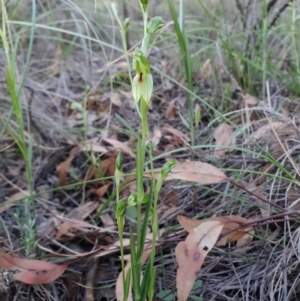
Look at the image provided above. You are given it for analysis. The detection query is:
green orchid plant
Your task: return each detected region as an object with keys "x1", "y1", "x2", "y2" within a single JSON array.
[{"x1": 111, "y1": 2, "x2": 176, "y2": 301}]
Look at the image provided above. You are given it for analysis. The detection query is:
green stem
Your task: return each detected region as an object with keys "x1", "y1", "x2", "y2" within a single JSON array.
[
  {"x1": 120, "y1": 29, "x2": 132, "y2": 85},
  {"x1": 118, "y1": 220, "x2": 126, "y2": 298},
  {"x1": 113, "y1": 6, "x2": 132, "y2": 85},
  {"x1": 136, "y1": 98, "x2": 148, "y2": 249},
  {"x1": 142, "y1": 7, "x2": 148, "y2": 38},
  {"x1": 115, "y1": 178, "x2": 126, "y2": 297},
  {"x1": 148, "y1": 187, "x2": 159, "y2": 301}
]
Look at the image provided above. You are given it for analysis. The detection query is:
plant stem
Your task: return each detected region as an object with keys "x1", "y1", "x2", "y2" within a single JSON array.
[{"x1": 136, "y1": 98, "x2": 148, "y2": 250}]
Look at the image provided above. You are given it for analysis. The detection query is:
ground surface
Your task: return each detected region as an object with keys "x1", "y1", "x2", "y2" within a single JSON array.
[{"x1": 1, "y1": 0, "x2": 300, "y2": 300}]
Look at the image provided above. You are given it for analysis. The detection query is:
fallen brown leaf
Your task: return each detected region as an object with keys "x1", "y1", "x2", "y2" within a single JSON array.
[
  {"x1": 158, "y1": 205, "x2": 183, "y2": 223},
  {"x1": 177, "y1": 215, "x2": 253, "y2": 246},
  {"x1": 244, "y1": 94, "x2": 258, "y2": 106},
  {"x1": 80, "y1": 139, "x2": 108, "y2": 154},
  {"x1": 235, "y1": 231, "x2": 254, "y2": 252},
  {"x1": 165, "y1": 102, "x2": 176, "y2": 120},
  {"x1": 0, "y1": 190, "x2": 30, "y2": 213},
  {"x1": 196, "y1": 58, "x2": 213, "y2": 82},
  {"x1": 84, "y1": 258, "x2": 98, "y2": 301},
  {"x1": 101, "y1": 155, "x2": 117, "y2": 176},
  {"x1": 146, "y1": 161, "x2": 227, "y2": 185},
  {"x1": 108, "y1": 92, "x2": 122, "y2": 107},
  {"x1": 100, "y1": 213, "x2": 116, "y2": 231},
  {"x1": 213, "y1": 123, "x2": 236, "y2": 157},
  {"x1": 245, "y1": 122, "x2": 285, "y2": 143},
  {"x1": 163, "y1": 124, "x2": 190, "y2": 143},
  {"x1": 287, "y1": 186, "x2": 300, "y2": 209},
  {"x1": 54, "y1": 220, "x2": 96, "y2": 240},
  {"x1": 242, "y1": 181, "x2": 270, "y2": 217},
  {"x1": 150, "y1": 126, "x2": 162, "y2": 148},
  {"x1": 254, "y1": 163, "x2": 273, "y2": 185},
  {"x1": 56, "y1": 147, "x2": 80, "y2": 185},
  {"x1": 94, "y1": 184, "x2": 111, "y2": 197},
  {"x1": 164, "y1": 190, "x2": 180, "y2": 206},
  {"x1": 68, "y1": 201, "x2": 99, "y2": 220},
  {"x1": 0, "y1": 251, "x2": 68, "y2": 285},
  {"x1": 102, "y1": 138, "x2": 135, "y2": 158},
  {"x1": 175, "y1": 221, "x2": 224, "y2": 301}
]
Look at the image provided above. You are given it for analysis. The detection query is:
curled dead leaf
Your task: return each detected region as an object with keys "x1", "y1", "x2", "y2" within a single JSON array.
[{"x1": 0, "y1": 251, "x2": 68, "y2": 285}]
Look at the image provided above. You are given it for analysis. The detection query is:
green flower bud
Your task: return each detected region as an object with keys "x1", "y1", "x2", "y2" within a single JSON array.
[
  {"x1": 128, "y1": 193, "x2": 138, "y2": 207},
  {"x1": 147, "y1": 16, "x2": 165, "y2": 35},
  {"x1": 116, "y1": 152, "x2": 123, "y2": 171},
  {"x1": 123, "y1": 18, "x2": 130, "y2": 32},
  {"x1": 132, "y1": 48, "x2": 150, "y2": 74},
  {"x1": 111, "y1": 3, "x2": 118, "y2": 18},
  {"x1": 140, "y1": 0, "x2": 148, "y2": 12},
  {"x1": 161, "y1": 159, "x2": 176, "y2": 178},
  {"x1": 141, "y1": 194, "x2": 149, "y2": 204},
  {"x1": 155, "y1": 159, "x2": 176, "y2": 194},
  {"x1": 115, "y1": 168, "x2": 121, "y2": 186},
  {"x1": 116, "y1": 199, "x2": 127, "y2": 218},
  {"x1": 140, "y1": 0, "x2": 148, "y2": 5},
  {"x1": 132, "y1": 72, "x2": 153, "y2": 105},
  {"x1": 85, "y1": 85, "x2": 91, "y2": 95},
  {"x1": 70, "y1": 101, "x2": 83, "y2": 111}
]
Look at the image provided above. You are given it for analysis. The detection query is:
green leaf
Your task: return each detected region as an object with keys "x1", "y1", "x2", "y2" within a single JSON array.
[
  {"x1": 192, "y1": 280, "x2": 202, "y2": 290},
  {"x1": 124, "y1": 268, "x2": 132, "y2": 301},
  {"x1": 189, "y1": 295, "x2": 203, "y2": 301},
  {"x1": 156, "y1": 290, "x2": 176, "y2": 301},
  {"x1": 130, "y1": 231, "x2": 141, "y2": 300},
  {"x1": 168, "y1": 0, "x2": 194, "y2": 143},
  {"x1": 147, "y1": 267, "x2": 156, "y2": 300}
]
